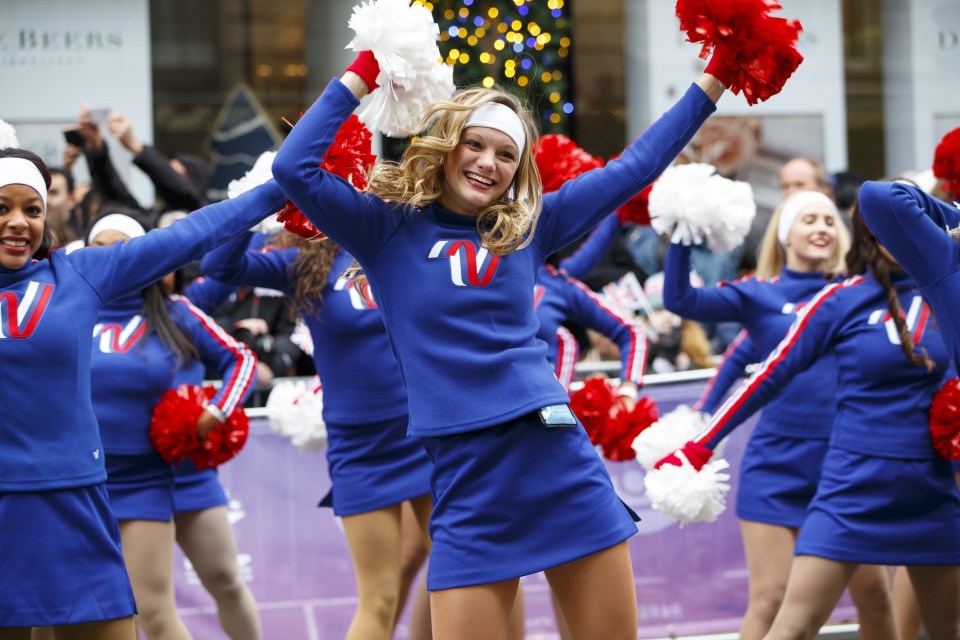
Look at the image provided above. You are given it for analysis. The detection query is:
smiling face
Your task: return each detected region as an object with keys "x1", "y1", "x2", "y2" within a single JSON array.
[
  {"x1": 0, "y1": 184, "x2": 46, "y2": 270},
  {"x1": 784, "y1": 202, "x2": 839, "y2": 272},
  {"x1": 437, "y1": 126, "x2": 519, "y2": 217}
]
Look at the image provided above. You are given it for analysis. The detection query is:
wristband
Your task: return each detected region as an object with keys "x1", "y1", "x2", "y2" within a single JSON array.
[{"x1": 345, "y1": 50, "x2": 381, "y2": 92}]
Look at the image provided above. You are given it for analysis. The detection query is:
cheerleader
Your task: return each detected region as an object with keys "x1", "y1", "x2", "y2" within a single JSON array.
[
  {"x1": 662, "y1": 190, "x2": 895, "y2": 638},
  {"x1": 269, "y1": 26, "x2": 738, "y2": 632},
  {"x1": 201, "y1": 229, "x2": 432, "y2": 640},
  {"x1": 658, "y1": 196, "x2": 960, "y2": 639},
  {"x1": 0, "y1": 147, "x2": 283, "y2": 639}
]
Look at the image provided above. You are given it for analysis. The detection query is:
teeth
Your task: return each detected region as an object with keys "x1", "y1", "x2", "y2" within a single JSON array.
[
  {"x1": 1, "y1": 240, "x2": 26, "y2": 247},
  {"x1": 466, "y1": 172, "x2": 493, "y2": 186}
]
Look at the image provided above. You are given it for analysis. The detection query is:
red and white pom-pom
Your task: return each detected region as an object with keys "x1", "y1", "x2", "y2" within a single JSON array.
[
  {"x1": 676, "y1": 0, "x2": 804, "y2": 105},
  {"x1": 632, "y1": 404, "x2": 709, "y2": 471},
  {"x1": 0, "y1": 119, "x2": 20, "y2": 149},
  {"x1": 150, "y1": 385, "x2": 250, "y2": 470},
  {"x1": 346, "y1": 0, "x2": 455, "y2": 137},
  {"x1": 930, "y1": 377, "x2": 960, "y2": 461},
  {"x1": 644, "y1": 455, "x2": 731, "y2": 525},
  {"x1": 569, "y1": 377, "x2": 616, "y2": 444},
  {"x1": 277, "y1": 115, "x2": 376, "y2": 241},
  {"x1": 933, "y1": 127, "x2": 960, "y2": 200},
  {"x1": 649, "y1": 162, "x2": 756, "y2": 253},
  {"x1": 265, "y1": 377, "x2": 327, "y2": 452},
  {"x1": 602, "y1": 396, "x2": 659, "y2": 461},
  {"x1": 533, "y1": 134, "x2": 605, "y2": 193}
]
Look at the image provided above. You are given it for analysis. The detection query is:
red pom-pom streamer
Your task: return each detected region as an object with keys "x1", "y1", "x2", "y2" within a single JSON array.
[
  {"x1": 533, "y1": 134, "x2": 605, "y2": 193},
  {"x1": 933, "y1": 127, "x2": 960, "y2": 200},
  {"x1": 930, "y1": 378, "x2": 960, "y2": 461},
  {"x1": 149, "y1": 385, "x2": 250, "y2": 470},
  {"x1": 278, "y1": 114, "x2": 377, "y2": 241},
  {"x1": 569, "y1": 379, "x2": 659, "y2": 461},
  {"x1": 676, "y1": 0, "x2": 804, "y2": 105},
  {"x1": 617, "y1": 183, "x2": 653, "y2": 226},
  {"x1": 568, "y1": 377, "x2": 616, "y2": 443}
]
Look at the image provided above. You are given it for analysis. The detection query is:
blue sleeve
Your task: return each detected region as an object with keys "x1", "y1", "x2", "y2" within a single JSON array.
[
  {"x1": 694, "y1": 331, "x2": 755, "y2": 414},
  {"x1": 272, "y1": 79, "x2": 400, "y2": 262},
  {"x1": 535, "y1": 84, "x2": 716, "y2": 255},
  {"x1": 663, "y1": 242, "x2": 746, "y2": 322},
  {"x1": 859, "y1": 181, "x2": 960, "y2": 288},
  {"x1": 173, "y1": 298, "x2": 257, "y2": 416},
  {"x1": 693, "y1": 282, "x2": 846, "y2": 449},
  {"x1": 201, "y1": 231, "x2": 293, "y2": 293},
  {"x1": 558, "y1": 214, "x2": 621, "y2": 279},
  {"x1": 562, "y1": 275, "x2": 647, "y2": 384},
  {"x1": 66, "y1": 181, "x2": 286, "y2": 303},
  {"x1": 183, "y1": 277, "x2": 236, "y2": 315}
]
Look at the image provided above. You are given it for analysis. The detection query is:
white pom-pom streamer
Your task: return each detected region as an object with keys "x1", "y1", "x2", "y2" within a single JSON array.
[
  {"x1": 0, "y1": 119, "x2": 20, "y2": 149},
  {"x1": 632, "y1": 404, "x2": 708, "y2": 471},
  {"x1": 227, "y1": 151, "x2": 283, "y2": 234},
  {"x1": 644, "y1": 457, "x2": 731, "y2": 526},
  {"x1": 265, "y1": 377, "x2": 327, "y2": 452},
  {"x1": 649, "y1": 163, "x2": 756, "y2": 254},
  {"x1": 346, "y1": 0, "x2": 455, "y2": 137}
]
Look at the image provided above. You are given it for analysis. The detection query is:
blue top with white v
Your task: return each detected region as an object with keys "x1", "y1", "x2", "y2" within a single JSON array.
[
  {"x1": 694, "y1": 270, "x2": 949, "y2": 459},
  {"x1": 859, "y1": 181, "x2": 960, "y2": 368},
  {"x1": 0, "y1": 181, "x2": 285, "y2": 491},
  {"x1": 91, "y1": 292, "x2": 256, "y2": 455},
  {"x1": 272, "y1": 78, "x2": 714, "y2": 437}
]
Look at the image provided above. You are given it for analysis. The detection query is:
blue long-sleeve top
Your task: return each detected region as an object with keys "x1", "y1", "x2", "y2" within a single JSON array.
[
  {"x1": 0, "y1": 181, "x2": 286, "y2": 491},
  {"x1": 183, "y1": 275, "x2": 236, "y2": 316},
  {"x1": 664, "y1": 242, "x2": 838, "y2": 439},
  {"x1": 535, "y1": 264, "x2": 646, "y2": 390},
  {"x1": 694, "y1": 270, "x2": 949, "y2": 458},
  {"x1": 859, "y1": 181, "x2": 960, "y2": 368},
  {"x1": 201, "y1": 232, "x2": 408, "y2": 424},
  {"x1": 272, "y1": 77, "x2": 714, "y2": 437},
  {"x1": 694, "y1": 330, "x2": 755, "y2": 414},
  {"x1": 91, "y1": 292, "x2": 257, "y2": 455}
]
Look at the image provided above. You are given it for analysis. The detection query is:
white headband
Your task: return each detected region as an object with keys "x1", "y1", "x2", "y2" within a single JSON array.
[
  {"x1": 777, "y1": 191, "x2": 837, "y2": 247},
  {"x1": 88, "y1": 213, "x2": 147, "y2": 244},
  {"x1": 0, "y1": 157, "x2": 47, "y2": 210},
  {"x1": 464, "y1": 102, "x2": 526, "y2": 154}
]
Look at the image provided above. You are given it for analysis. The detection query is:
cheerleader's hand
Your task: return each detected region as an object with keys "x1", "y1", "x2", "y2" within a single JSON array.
[
  {"x1": 654, "y1": 439, "x2": 713, "y2": 471},
  {"x1": 345, "y1": 50, "x2": 381, "y2": 93},
  {"x1": 196, "y1": 407, "x2": 223, "y2": 440}
]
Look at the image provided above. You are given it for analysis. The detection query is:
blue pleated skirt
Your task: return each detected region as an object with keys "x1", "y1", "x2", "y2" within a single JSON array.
[
  {"x1": 105, "y1": 453, "x2": 175, "y2": 521},
  {"x1": 796, "y1": 447, "x2": 960, "y2": 564},
  {"x1": 736, "y1": 430, "x2": 829, "y2": 528},
  {"x1": 173, "y1": 460, "x2": 228, "y2": 513},
  {"x1": 321, "y1": 414, "x2": 432, "y2": 517},
  {"x1": 422, "y1": 411, "x2": 638, "y2": 590},
  {"x1": 0, "y1": 484, "x2": 137, "y2": 626}
]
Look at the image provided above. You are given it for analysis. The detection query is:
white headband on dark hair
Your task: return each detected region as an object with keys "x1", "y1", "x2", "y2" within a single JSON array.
[
  {"x1": 88, "y1": 213, "x2": 147, "y2": 244},
  {"x1": 464, "y1": 102, "x2": 526, "y2": 154},
  {"x1": 777, "y1": 191, "x2": 837, "y2": 247},
  {"x1": 0, "y1": 157, "x2": 47, "y2": 210}
]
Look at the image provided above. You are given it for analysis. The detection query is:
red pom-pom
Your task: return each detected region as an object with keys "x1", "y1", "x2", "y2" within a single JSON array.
[
  {"x1": 533, "y1": 134, "x2": 605, "y2": 193},
  {"x1": 933, "y1": 128, "x2": 960, "y2": 200},
  {"x1": 149, "y1": 385, "x2": 250, "y2": 470},
  {"x1": 930, "y1": 377, "x2": 960, "y2": 461},
  {"x1": 278, "y1": 114, "x2": 376, "y2": 241},
  {"x1": 676, "y1": 0, "x2": 804, "y2": 105},
  {"x1": 601, "y1": 396, "x2": 660, "y2": 461},
  {"x1": 569, "y1": 377, "x2": 616, "y2": 443}
]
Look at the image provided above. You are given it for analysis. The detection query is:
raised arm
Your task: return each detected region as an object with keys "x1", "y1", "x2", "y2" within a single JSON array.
[{"x1": 663, "y1": 241, "x2": 745, "y2": 322}]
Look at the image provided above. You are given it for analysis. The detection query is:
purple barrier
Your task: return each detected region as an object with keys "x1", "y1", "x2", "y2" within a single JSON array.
[{"x1": 173, "y1": 379, "x2": 855, "y2": 638}]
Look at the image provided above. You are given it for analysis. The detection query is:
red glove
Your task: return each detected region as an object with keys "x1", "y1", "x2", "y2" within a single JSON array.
[
  {"x1": 345, "y1": 50, "x2": 380, "y2": 92},
  {"x1": 704, "y1": 42, "x2": 736, "y2": 89},
  {"x1": 654, "y1": 440, "x2": 713, "y2": 471}
]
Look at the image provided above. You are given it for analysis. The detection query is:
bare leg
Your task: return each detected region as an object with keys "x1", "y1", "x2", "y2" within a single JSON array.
[
  {"x1": 738, "y1": 520, "x2": 798, "y2": 640},
  {"x1": 905, "y1": 565, "x2": 960, "y2": 640},
  {"x1": 50, "y1": 619, "x2": 138, "y2": 640},
  {"x1": 892, "y1": 566, "x2": 923, "y2": 639},
  {"x1": 119, "y1": 519, "x2": 192, "y2": 640},
  {"x1": 395, "y1": 500, "x2": 430, "y2": 626},
  {"x1": 545, "y1": 541, "x2": 637, "y2": 640},
  {"x1": 0, "y1": 629, "x2": 32, "y2": 640},
  {"x1": 506, "y1": 588, "x2": 525, "y2": 640},
  {"x1": 407, "y1": 574, "x2": 434, "y2": 640},
  {"x1": 763, "y1": 555, "x2": 856, "y2": 640},
  {"x1": 29, "y1": 629, "x2": 53, "y2": 640},
  {"x1": 550, "y1": 591, "x2": 573, "y2": 640},
  {"x1": 174, "y1": 507, "x2": 261, "y2": 640},
  {"x1": 845, "y1": 563, "x2": 896, "y2": 639},
  {"x1": 431, "y1": 579, "x2": 519, "y2": 640}
]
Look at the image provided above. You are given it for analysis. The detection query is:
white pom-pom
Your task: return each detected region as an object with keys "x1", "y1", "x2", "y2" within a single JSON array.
[
  {"x1": 632, "y1": 404, "x2": 708, "y2": 471},
  {"x1": 228, "y1": 151, "x2": 276, "y2": 199},
  {"x1": 265, "y1": 377, "x2": 327, "y2": 452},
  {"x1": 644, "y1": 457, "x2": 731, "y2": 526},
  {"x1": 346, "y1": 0, "x2": 456, "y2": 137},
  {"x1": 0, "y1": 119, "x2": 20, "y2": 149},
  {"x1": 649, "y1": 163, "x2": 756, "y2": 254}
]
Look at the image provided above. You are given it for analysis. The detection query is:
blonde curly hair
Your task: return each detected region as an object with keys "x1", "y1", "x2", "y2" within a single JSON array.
[{"x1": 365, "y1": 85, "x2": 543, "y2": 256}]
